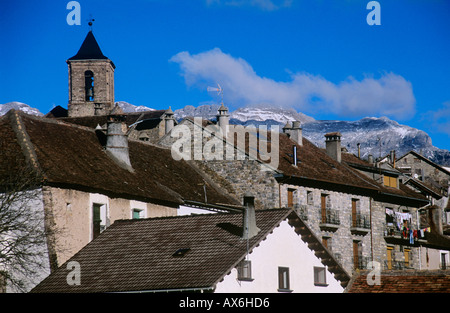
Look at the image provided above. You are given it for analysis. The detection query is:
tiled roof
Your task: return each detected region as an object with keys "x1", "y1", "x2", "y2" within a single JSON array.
[
  {"x1": 345, "y1": 270, "x2": 450, "y2": 293},
  {"x1": 31, "y1": 208, "x2": 350, "y2": 293},
  {"x1": 0, "y1": 110, "x2": 239, "y2": 207},
  {"x1": 174, "y1": 118, "x2": 428, "y2": 205},
  {"x1": 56, "y1": 110, "x2": 166, "y2": 129}
]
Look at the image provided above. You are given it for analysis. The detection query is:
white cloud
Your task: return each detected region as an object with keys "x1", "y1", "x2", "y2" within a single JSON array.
[{"x1": 170, "y1": 48, "x2": 416, "y2": 120}]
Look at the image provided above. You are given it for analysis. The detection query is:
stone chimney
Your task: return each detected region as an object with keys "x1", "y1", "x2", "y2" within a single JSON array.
[
  {"x1": 105, "y1": 105, "x2": 134, "y2": 172},
  {"x1": 242, "y1": 193, "x2": 260, "y2": 240},
  {"x1": 282, "y1": 122, "x2": 292, "y2": 135},
  {"x1": 164, "y1": 107, "x2": 175, "y2": 134},
  {"x1": 390, "y1": 150, "x2": 396, "y2": 167},
  {"x1": 216, "y1": 104, "x2": 229, "y2": 137},
  {"x1": 325, "y1": 132, "x2": 342, "y2": 163},
  {"x1": 290, "y1": 121, "x2": 303, "y2": 146}
]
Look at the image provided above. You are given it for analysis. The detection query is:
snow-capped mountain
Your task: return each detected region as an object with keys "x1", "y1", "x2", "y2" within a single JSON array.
[
  {"x1": 115, "y1": 101, "x2": 155, "y2": 113},
  {"x1": 302, "y1": 117, "x2": 436, "y2": 159},
  {"x1": 175, "y1": 103, "x2": 450, "y2": 166},
  {"x1": 230, "y1": 105, "x2": 315, "y2": 124},
  {"x1": 0, "y1": 102, "x2": 43, "y2": 116},
  {"x1": 174, "y1": 104, "x2": 222, "y2": 120}
]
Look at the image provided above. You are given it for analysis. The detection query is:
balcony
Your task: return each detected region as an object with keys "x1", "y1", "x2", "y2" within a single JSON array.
[
  {"x1": 319, "y1": 208, "x2": 340, "y2": 232},
  {"x1": 383, "y1": 260, "x2": 413, "y2": 270},
  {"x1": 350, "y1": 213, "x2": 371, "y2": 236},
  {"x1": 354, "y1": 256, "x2": 372, "y2": 270},
  {"x1": 384, "y1": 226, "x2": 427, "y2": 246}
]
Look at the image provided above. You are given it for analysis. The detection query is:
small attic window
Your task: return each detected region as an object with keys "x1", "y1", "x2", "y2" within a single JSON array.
[{"x1": 173, "y1": 248, "x2": 190, "y2": 257}]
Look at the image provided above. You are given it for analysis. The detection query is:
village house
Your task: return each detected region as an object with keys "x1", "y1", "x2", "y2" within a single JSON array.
[
  {"x1": 158, "y1": 104, "x2": 450, "y2": 276},
  {"x1": 31, "y1": 204, "x2": 350, "y2": 293}
]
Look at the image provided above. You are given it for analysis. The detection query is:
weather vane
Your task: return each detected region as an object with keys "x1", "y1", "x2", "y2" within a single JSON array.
[
  {"x1": 207, "y1": 83, "x2": 224, "y2": 105},
  {"x1": 87, "y1": 15, "x2": 95, "y2": 31}
]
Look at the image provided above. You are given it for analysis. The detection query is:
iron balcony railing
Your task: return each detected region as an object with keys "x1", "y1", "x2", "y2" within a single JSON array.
[
  {"x1": 351, "y1": 213, "x2": 371, "y2": 229},
  {"x1": 319, "y1": 208, "x2": 340, "y2": 225}
]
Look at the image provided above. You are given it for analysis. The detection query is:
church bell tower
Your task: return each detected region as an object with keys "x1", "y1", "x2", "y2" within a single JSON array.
[{"x1": 66, "y1": 30, "x2": 115, "y2": 117}]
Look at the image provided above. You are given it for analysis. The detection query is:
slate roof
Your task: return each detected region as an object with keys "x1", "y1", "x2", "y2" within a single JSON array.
[
  {"x1": 67, "y1": 31, "x2": 109, "y2": 61},
  {"x1": 0, "y1": 110, "x2": 239, "y2": 207},
  {"x1": 31, "y1": 208, "x2": 350, "y2": 293},
  {"x1": 173, "y1": 118, "x2": 428, "y2": 206},
  {"x1": 345, "y1": 270, "x2": 450, "y2": 293}
]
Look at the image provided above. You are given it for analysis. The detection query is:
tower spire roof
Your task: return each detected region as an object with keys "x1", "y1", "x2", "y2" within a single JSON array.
[{"x1": 68, "y1": 31, "x2": 109, "y2": 61}]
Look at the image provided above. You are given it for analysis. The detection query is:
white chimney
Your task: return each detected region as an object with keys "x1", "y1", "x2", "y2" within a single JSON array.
[
  {"x1": 290, "y1": 121, "x2": 303, "y2": 146},
  {"x1": 216, "y1": 104, "x2": 229, "y2": 137},
  {"x1": 242, "y1": 193, "x2": 260, "y2": 240},
  {"x1": 105, "y1": 105, "x2": 134, "y2": 172}
]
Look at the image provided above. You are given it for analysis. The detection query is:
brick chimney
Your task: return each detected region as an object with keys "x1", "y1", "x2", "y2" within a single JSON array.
[
  {"x1": 242, "y1": 193, "x2": 260, "y2": 240},
  {"x1": 105, "y1": 105, "x2": 134, "y2": 172},
  {"x1": 325, "y1": 132, "x2": 342, "y2": 163}
]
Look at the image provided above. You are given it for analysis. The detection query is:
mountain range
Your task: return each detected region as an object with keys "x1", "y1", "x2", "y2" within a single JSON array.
[
  {"x1": 173, "y1": 104, "x2": 450, "y2": 166},
  {"x1": 2, "y1": 101, "x2": 450, "y2": 166}
]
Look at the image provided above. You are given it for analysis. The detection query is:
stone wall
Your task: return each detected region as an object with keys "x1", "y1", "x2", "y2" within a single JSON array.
[{"x1": 67, "y1": 59, "x2": 115, "y2": 117}]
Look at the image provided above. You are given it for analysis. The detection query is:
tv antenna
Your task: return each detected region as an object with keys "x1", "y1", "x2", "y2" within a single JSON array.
[{"x1": 207, "y1": 83, "x2": 224, "y2": 104}]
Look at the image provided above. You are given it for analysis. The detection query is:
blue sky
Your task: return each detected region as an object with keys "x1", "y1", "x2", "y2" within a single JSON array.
[{"x1": 1, "y1": 0, "x2": 449, "y2": 150}]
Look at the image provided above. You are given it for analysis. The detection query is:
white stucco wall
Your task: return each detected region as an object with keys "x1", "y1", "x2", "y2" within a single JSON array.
[
  {"x1": 214, "y1": 220, "x2": 344, "y2": 293},
  {"x1": 177, "y1": 205, "x2": 218, "y2": 216}
]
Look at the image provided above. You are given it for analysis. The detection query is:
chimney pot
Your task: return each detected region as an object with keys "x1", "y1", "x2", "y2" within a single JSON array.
[
  {"x1": 164, "y1": 107, "x2": 175, "y2": 134},
  {"x1": 242, "y1": 194, "x2": 260, "y2": 240},
  {"x1": 289, "y1": 121, "x2": 303, "y2": 146},
  {"x1": 217, "y1": 104, "x2": 229, "y2": 137}
]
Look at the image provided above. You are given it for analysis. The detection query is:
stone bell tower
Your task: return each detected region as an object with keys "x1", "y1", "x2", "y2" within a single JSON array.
[{"x1": 66, "y1": 30, "x2": 115, "y2": 117}]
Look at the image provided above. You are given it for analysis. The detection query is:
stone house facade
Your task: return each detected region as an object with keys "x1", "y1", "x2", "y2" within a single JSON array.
[{"x1": 158, "y1": 105, "x2": 446, "y2": 276}]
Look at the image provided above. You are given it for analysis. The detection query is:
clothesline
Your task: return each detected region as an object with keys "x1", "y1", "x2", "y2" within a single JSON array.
[{"x1": 385, "y1": 208, "x2": 430, "y2": 243}]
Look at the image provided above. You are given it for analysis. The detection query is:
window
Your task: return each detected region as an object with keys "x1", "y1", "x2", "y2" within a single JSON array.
[
  {"x1": 92, "y1": 203, "x2": 107, "y2": 239},
  {"x1": 351, "y1": 199, "x2": 360, "y2": 227},
  {"x1": 132, "y1": 208, "x2": 144, "y2": 219},
  {"x1": 85, "y1": 70, "x2": 94, "y2": 101},
  {"x1": 383, "y1": 175, "x2": 397, "y2": 188},
  {"x1": 321, "y1": 194, "x2": 330, "y2": 223},
  {"x1": 307, "y1": 191, "x2": 313, "y2": 205},
  {"x1": 237, "y1": 260, "x2": 253, "y2": 281},
  {"x1": 287, "y1": 189, "x2": 295, "y2": 208},
  {"x1": 353, "y1": 241, "x2": 363, "y2": 270},
  {"x1": 278, "y1": 267, "x2": 291, "y2": 292},
  {"x1": 404, "y1": 248, "x2": 411, "y2": 268},
  {"x1": 322, "y1": 237, "x2": 332, "y2": 251},
  {"x1": 441, "y1": 252, "x2": 448, "y2": 270},
  {"x1": 314, "y1": 267, "x2": 327, "y2": 286},
  {"x1": 386, "y1": 246, "x2": 394, "y2": 270}
]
